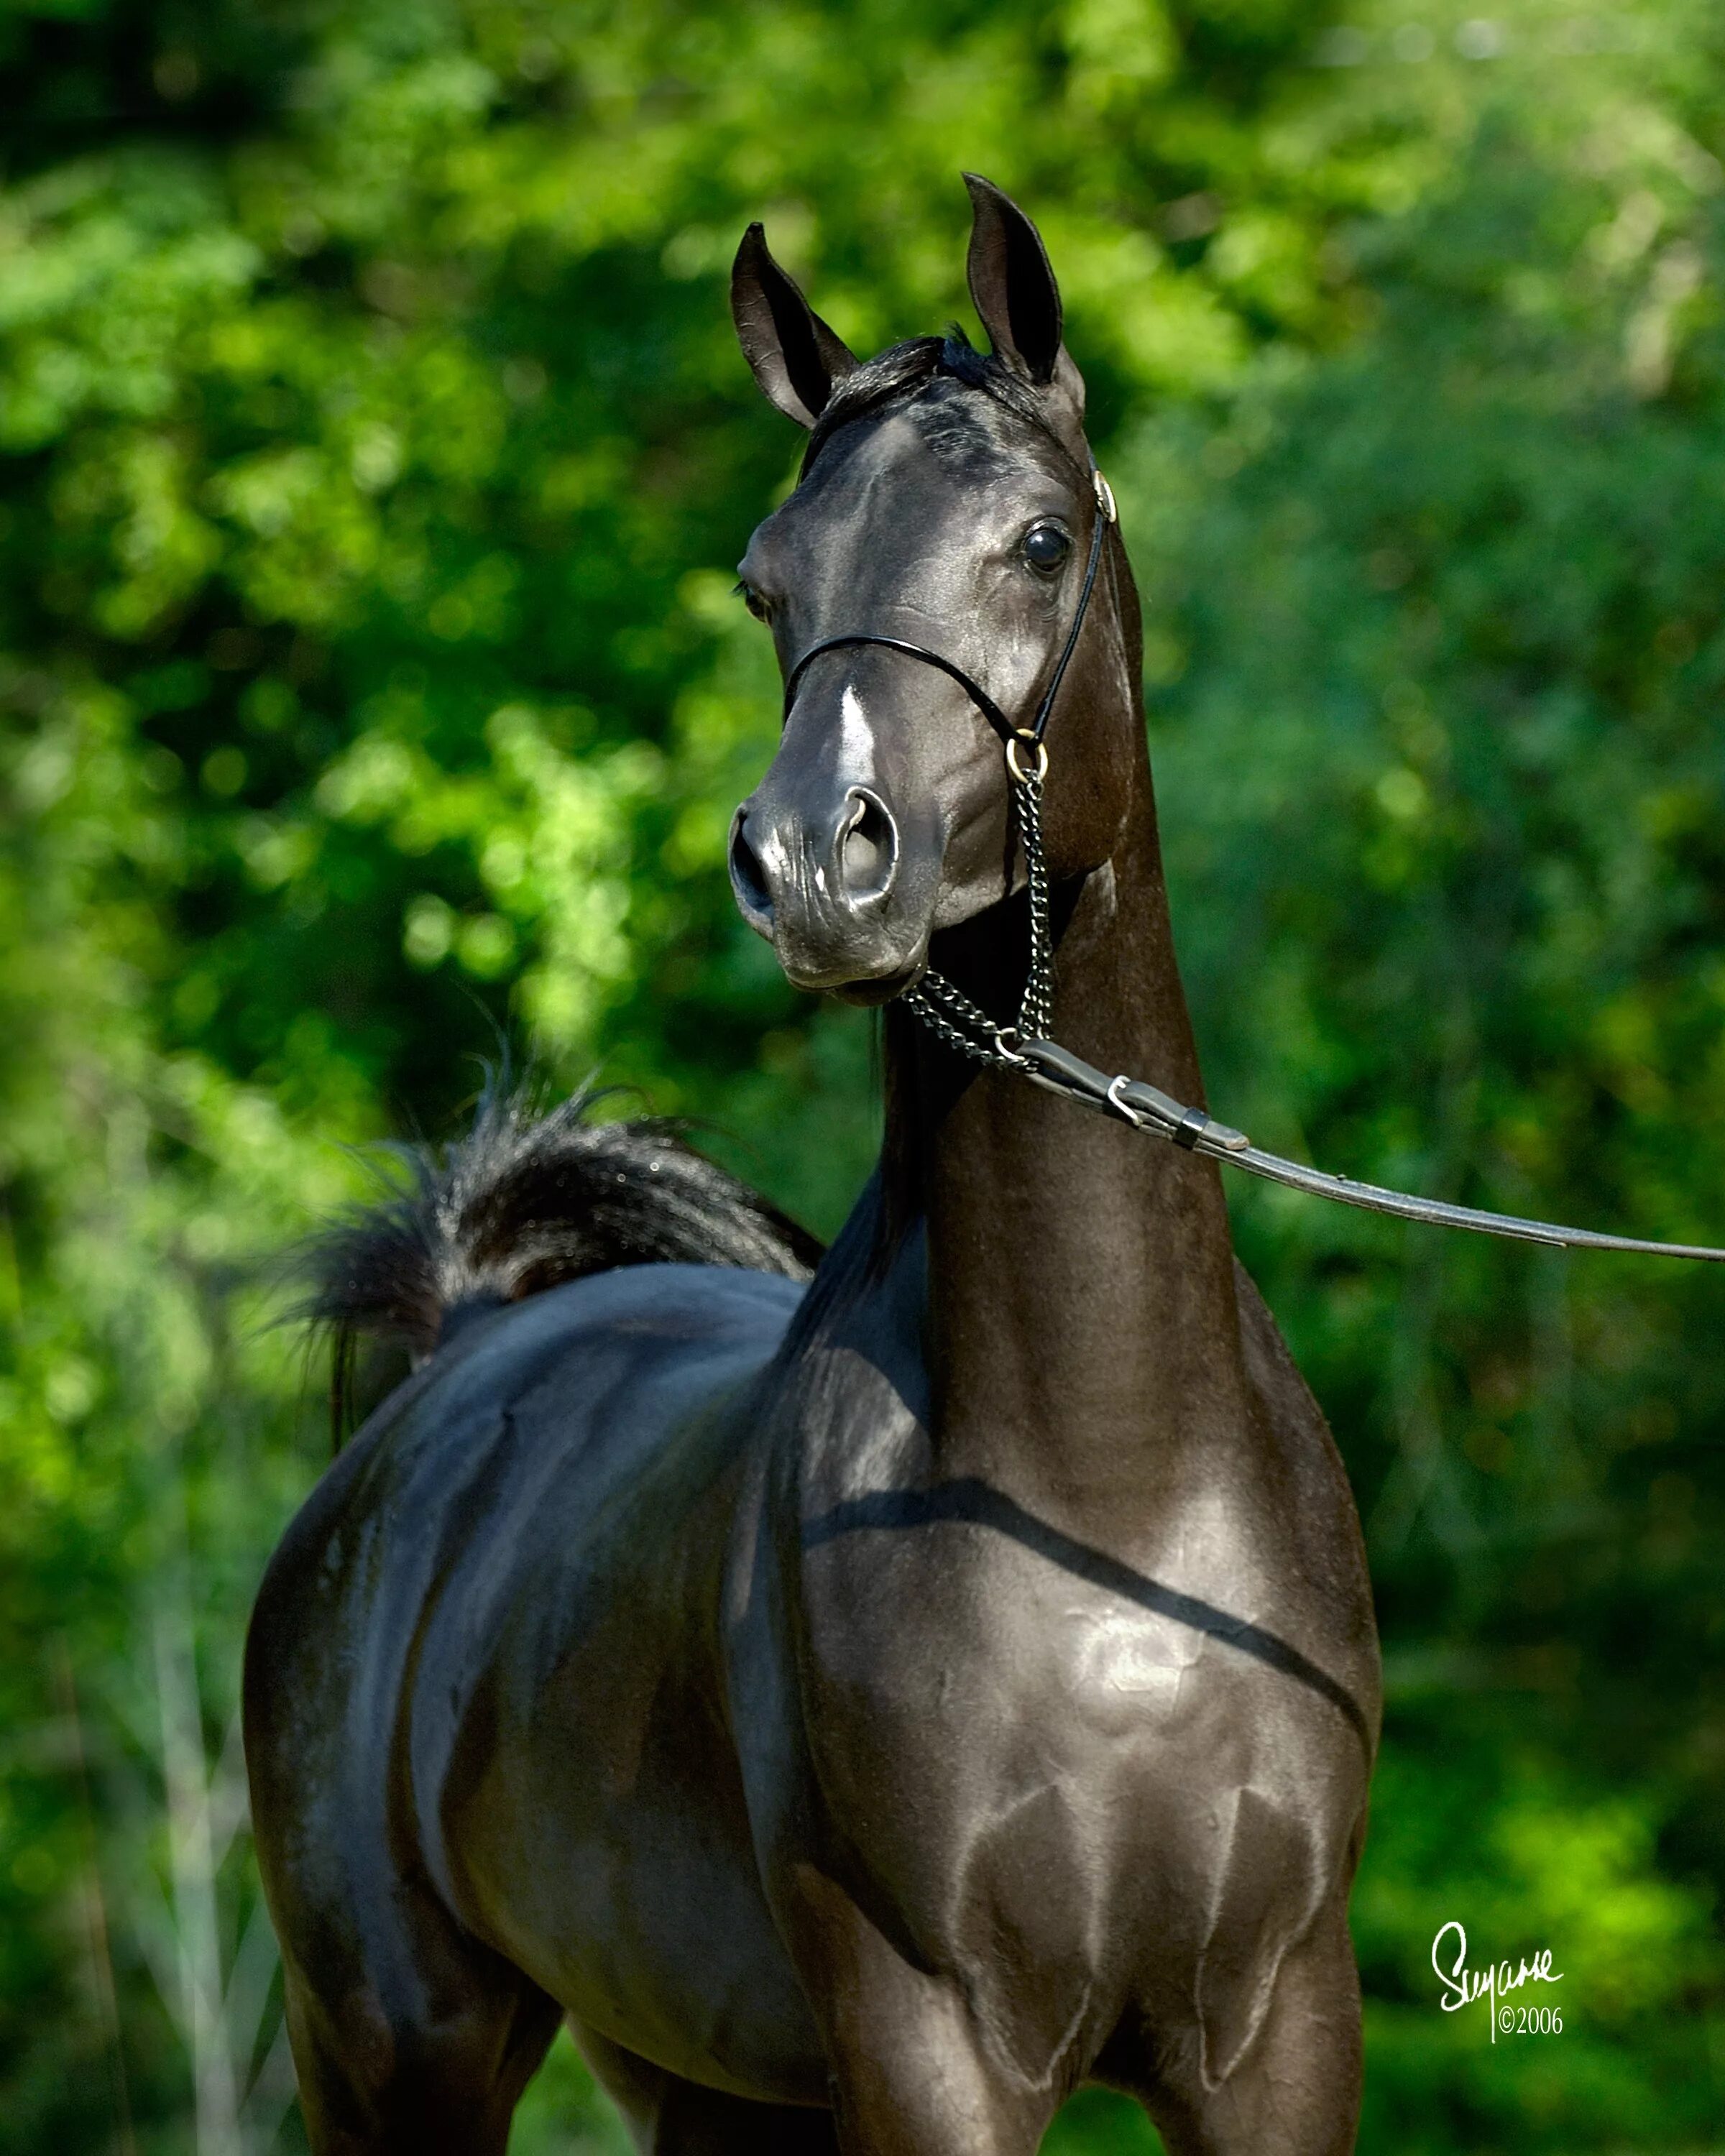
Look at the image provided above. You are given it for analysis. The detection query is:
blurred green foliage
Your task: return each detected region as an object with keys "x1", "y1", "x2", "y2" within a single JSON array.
[{"x1": 2, "y1": 0, "x2": 1723, "y2": 2149}]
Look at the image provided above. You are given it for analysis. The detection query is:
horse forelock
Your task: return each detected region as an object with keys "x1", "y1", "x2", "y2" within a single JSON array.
[{"x1": 799, "y1": 331, "x2": 1074, "y2": 484}]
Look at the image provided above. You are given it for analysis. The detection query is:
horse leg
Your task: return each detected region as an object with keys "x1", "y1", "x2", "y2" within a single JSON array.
[
  {"x1": 778, "y1": 1884, "x2": 1056, "y2": 2156},
  {"x1": 274, "y1": 1894, "x2": 561, "y2": 2155},
  {"x1": 1141, "y1": 1912, "x2": 1363, "y2": 2156},
  {"x1": 571, "y1": 2021, "x2": 840, "y2": 2156}
]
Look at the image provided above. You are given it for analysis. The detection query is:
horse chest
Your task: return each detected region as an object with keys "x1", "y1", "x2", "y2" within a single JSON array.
[{"x1": 788, "y1": 1515, "x2": 1292, "y2": 1943}]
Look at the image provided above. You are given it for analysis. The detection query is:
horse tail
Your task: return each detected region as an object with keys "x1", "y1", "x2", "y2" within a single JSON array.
[{"x1": 298, "y1": 1075, "x2": 822, "y2": 1442}]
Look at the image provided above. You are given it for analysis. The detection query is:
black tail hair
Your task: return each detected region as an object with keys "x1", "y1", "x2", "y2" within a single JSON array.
[{"x1": 299, "y1": 1077, "x2": 823, "y2": 1442}]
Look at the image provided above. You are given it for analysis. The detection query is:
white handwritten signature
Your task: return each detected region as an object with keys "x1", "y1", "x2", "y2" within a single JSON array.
[{"x1": 1431, "y1": 1921, "x2": 1563, "y2": 2043}]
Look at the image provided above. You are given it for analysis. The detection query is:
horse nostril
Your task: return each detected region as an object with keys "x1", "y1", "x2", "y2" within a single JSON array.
[
  {"x1": 729, "y1": 810, "x2": 773, "y2": 925},
  {"x1": 837, "y1": 789, "x2": 897, "y2": 902}
]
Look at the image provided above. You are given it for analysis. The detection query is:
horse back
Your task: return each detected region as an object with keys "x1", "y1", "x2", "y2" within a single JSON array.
[{"x1": 244, "y1": 1262, "x2": 827, "y2": 2101}]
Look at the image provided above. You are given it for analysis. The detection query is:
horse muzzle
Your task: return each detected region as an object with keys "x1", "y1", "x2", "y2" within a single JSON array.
[{"x1": 728, "y1": 783, "x2": 928, "y2": 1002}]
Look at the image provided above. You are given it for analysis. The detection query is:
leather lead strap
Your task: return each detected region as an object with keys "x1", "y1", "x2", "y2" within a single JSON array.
[
  {"x1": 779, "y1": 469, "x2": 1725, "y2": 1266},
  {"x1": 1021, "y1": 1038, "x2": 1725, "y2": 1265}
]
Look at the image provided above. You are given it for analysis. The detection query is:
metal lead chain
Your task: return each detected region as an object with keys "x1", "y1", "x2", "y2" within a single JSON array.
[
  {"x1": 1013, "y1": 763, "x2": 1055, "y2": 1044},
  {"x1": 903, "y1": 971, "x2": 1024, "y2": 1067},
  {"x1": 901, "y1": 986, "x2": 1011, "y2": 1067},
  {"x1": 901, "y1": 747, "x2": 1057, "y2": 1069}
]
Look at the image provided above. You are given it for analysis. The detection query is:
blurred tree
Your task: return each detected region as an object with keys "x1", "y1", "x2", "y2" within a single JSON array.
[
  {"x1": 1134, "y1": 14, "x2": 1725, "y2": 2142},
  {"x1": 1, "y1": 0, "x2": 1721, "y2": 2150}
]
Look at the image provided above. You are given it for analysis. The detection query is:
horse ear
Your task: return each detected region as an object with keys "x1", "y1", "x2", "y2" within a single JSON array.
[
  {"x1": 962, "y1": 174, "x2": 1080, "y2": 408},
  {"x1": 731, "y1": 224, "x2": 858, "y2": 430}
]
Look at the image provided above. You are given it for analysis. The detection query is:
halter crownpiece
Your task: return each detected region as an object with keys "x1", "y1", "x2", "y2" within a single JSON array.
[{"x1": 782, "y1": 467, "x2": 1725, "y2": 1265}]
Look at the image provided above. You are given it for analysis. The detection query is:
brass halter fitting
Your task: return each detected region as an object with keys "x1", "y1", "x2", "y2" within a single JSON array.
[{"x1": 1006, "y1": 728, "x2": 1048, "y2": 785}]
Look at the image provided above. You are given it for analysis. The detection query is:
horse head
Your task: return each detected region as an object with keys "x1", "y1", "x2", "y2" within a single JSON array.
[{"x1": 727, "y1": 176, "x2": 1139, "y2": 1004}]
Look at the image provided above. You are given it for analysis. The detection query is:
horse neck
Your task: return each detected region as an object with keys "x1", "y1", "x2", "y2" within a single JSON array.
[{"x1": 886, "y1": 734, "x2": 1250, "y2": 1522}]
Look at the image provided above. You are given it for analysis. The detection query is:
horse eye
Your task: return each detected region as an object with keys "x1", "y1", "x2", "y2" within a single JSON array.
[
  {"x1": 735, "y1": 581, "x2": 772, "y2": 622},
  {"x1": 1023, "y1": 523, "x2": 1072, "y2": 573}
]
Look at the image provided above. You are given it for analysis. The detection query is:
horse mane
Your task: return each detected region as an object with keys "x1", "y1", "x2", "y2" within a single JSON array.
[{"x1": 298, "y1": 1074, "x2": 822, "y2": 1442}]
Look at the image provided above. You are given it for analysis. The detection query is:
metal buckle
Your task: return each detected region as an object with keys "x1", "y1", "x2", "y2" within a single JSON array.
[{"x1": 1093, "y1": 471, "x2": 1117, "y2": 525}]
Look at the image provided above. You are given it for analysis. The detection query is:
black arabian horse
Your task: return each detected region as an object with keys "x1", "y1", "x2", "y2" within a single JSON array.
[{"x1": 245, "y1": 178, "x2": 1381, "y2": 2156}]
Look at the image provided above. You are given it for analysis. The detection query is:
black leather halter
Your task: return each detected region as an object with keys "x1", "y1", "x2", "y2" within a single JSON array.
[
  {"x1": 778, "y1": 469, "x2": 1725, "y2": 1266},
  {"x1": 782, "y1": 467, "x2": 1115, "y2": 1051}
]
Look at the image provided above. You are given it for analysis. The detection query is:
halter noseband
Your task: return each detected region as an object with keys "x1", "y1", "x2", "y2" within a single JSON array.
[{"x1": 781, "y1": 465, "x2": 1117, "y2": 765}]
